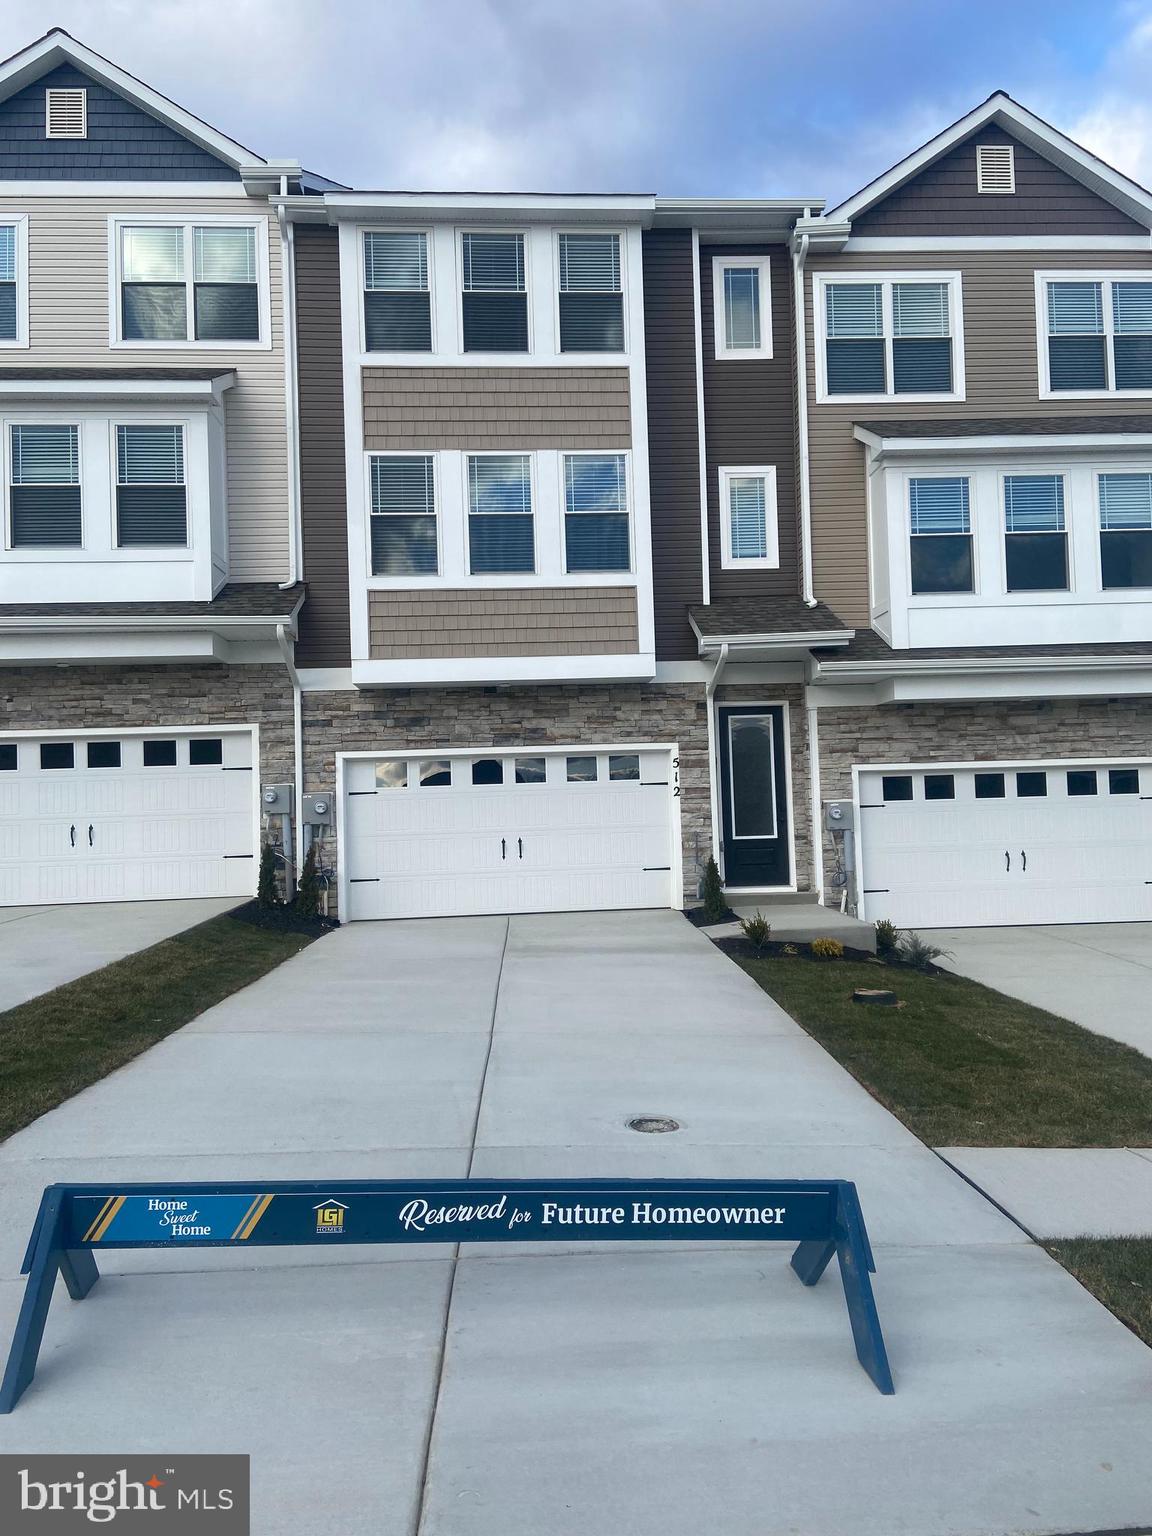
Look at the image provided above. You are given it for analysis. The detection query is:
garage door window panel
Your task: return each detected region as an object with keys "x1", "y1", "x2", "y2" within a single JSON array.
[
  {"x1": 1067, "y1": 770, "x2": 1098, "y2": 797},
  {"x1": 924, "y1": 774, "x2": 954, "y2": 801},
  {"x1": 419, "y1": 760, "x2": 451, "y2": 787},
  {"x1": 375, "y1": 760, "x2": 408, "y2": 789},
  {"x1": 87, "y1": 742, "x2": 121, "y2": 769},
  {"x1": 1003, "y1": 474, "x2": 1067, "y2": 592},
  {"x1": 1099, "y1": 472, "x2": 1152, "y2": 588},
  {"x1": 468, "y1": 454, "x2": 534, "y2": 574},
  {"x1": 909, "y1": 477, "x2": 973, "y2": 594},
  {"x1": 566, "y1": 756, "x2": 597, "y2": 783},
  {"x1": 515, "y1": 757, "x2": 546, "y2": 784},
  {"x1": 188, "y1": 738, "x2": 222, "y2": 766},
  {"x1": 40, "y1": 743, "x2": 74, "y2": 770},
  {"x1": 1110, "y1": 768, "x2": 1140, "y2": 794},
  {"x1": 472, "y1": 759, "x2": 504, "y2": 786},
  {"x1": 609, "y1": 754, "x2": 640, "y2": 781},
  {"x1": 0, "y1": 744, "x2": 15, "y2": 771},
  {"x1": 974, "y1": 772, "x2": 1005, "y2": 799},
  {"x1": 881, "y1": 774, "x2": 914, "y2": 802},
  {"x1": 9, "y1": 425, "x2": 81, "y2": 547},
  {"x1": 1016, "y1": 771, "x2": 1047, "y2": 798},
  {"x1": 143, "y1": 740, "x2": 177, "y2": 767},
  {"x1": 371, "y1": 455, "x2": 437, "y2": 575}
]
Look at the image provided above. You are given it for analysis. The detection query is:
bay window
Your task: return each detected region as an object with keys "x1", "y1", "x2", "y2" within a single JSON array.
[
  {"x1": 1003, "y1": 474, "x2": 1067, "y2": 591},
  {"x1": 117, "y1": 222, "x2": 262, "y2": 344},
  {"x1": 1041, "y1": 273, "x2": 1152, "y2": 394},
  {"x1": 564, "y1": 453, "x2": 629, "y2": 571},
  {"x1": 1099, "y1": 472, "x2": 1152, "y2": 588},
  {"x1": 9, "y1": 425, "x2": 81, "y2": 547},
  {"x1": 116, "y1": 425, "x2": 187, "y2": 547},
  {"x1": 909, "y1": 476, "x2": 972, "y2": 593}
]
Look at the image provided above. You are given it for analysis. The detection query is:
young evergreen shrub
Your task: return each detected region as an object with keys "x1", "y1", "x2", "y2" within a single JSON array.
[
  {"x1": 897, "y1": 930, "x2": 952, "y2": 971},
  {"x1": 739, "y1": 910, "x2": 772, "y2": 952},
  {"x1": 294, "y1": 840, "x2": 322, "y2": 919},
  {"x1": 257, "y1": 841, "x2": 280, "y2": 910},
  {"x1": 810, "y1": 936, "x2": 845, "y2": 960},
  {"x1": 875, "y1": 918, "x2": 898, "y2": 955},
  {"x1": 701, "y1": 856, "x2": 728, "y2": 923}
]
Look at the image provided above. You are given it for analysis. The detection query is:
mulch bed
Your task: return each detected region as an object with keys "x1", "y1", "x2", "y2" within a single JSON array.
[
  {"x1": 682, "y1": 905, "x2": 736, "y2": 928},
  {"x1": 227, "y1": 899, "x2": 339, "y2": 939}
]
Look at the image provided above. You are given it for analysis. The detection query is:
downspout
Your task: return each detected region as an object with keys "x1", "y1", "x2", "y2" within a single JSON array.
[
  {"x1": 276, "y1": 622, "x2": 304, "y2": 880},
  {"x1": 807, "y1": 692, "x2": 824, "y2": 904},
  {"x1": 276, "y1": 188, "x2": 303, "y2": 589},
  {"x1": 704, "y1": 642, "x2": 729, "y2": 881},
  {"x1": 792, "y1": 226, "x2": 816, "y2": 606}
]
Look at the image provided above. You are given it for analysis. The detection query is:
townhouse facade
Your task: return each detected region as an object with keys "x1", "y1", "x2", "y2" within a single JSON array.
[{"x1": 1, "y1": 29, "x2": 1150, "y2": 931}]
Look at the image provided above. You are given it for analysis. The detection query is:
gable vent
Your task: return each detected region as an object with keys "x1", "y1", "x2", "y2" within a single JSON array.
[
  {"x1": 45, "y1": 88, "x2": 87, "y2": 140},
  {"x1": 976, "y1": 143, "x2": 1014, "y2": 194}
]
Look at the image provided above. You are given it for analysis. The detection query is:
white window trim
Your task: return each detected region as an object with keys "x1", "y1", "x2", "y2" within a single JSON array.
[
  {"x1": 107, "y1": 214, "x2": 272, "y2": 351},
  {"x1": 718, "y1": 464, "x2": 780, "y2": 570},
  {"x1": 561, "y1": 450, "x2": 634, "y2": 575},
  {"x1": 813, "y1": 269, "x2": 966, "y2": 404},
  {"x1": 364, "y1": 449, "x2": 440, "y2": 578},
  {"x1": 360, "y1": 226, "x2": 435, "y2": 356},
  {"x1": 712, "y1": 254, "x2": 773, "y2": 360},
  {"x1": 552, "y1": 228, "x2": 628, "y2": 359},
  {"x1": 1000, "y1": 468, "x2": 1072, "y2": 595},
  {"x1": 904, "y1": 470, "x2": 978, "y2": 600},
  {"x1": 1035, "y1": 269, "x2": 1152, "y2": 399},
  {"x1": 457, "y1": 227, "x2": 532, "y2": 356},
  {"x1": 0, "y1": 216, "x2": 28, "y2": 350}
]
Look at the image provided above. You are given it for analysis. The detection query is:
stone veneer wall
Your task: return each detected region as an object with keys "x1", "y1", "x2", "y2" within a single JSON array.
[
  {"x1": 816, "y1": 694, "x2": 1152, "y2": 897},
  {"x1": 0, "y1": 663, "x2": 295, "y2": 782},
  {"x1": 302, "y1": 679, "x2": 814, "y2": 916}
]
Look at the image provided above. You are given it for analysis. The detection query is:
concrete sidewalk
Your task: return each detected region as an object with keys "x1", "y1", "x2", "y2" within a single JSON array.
[
  {"x1": 1, "y1": 911, "x2": 1151, "y2": 1535},
  {"x1": 939, "y1": 1146, "x2": 1152, "y2": 1237},
  {"x1": 0, "y1": 897, "x2": 240, "y2": 1012}
]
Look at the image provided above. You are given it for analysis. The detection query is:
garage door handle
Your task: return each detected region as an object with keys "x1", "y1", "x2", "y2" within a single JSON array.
[
  {"x1": 1005, "y1": 850, "x2": 1010, "y2": 872},
  {"x1": 69, "y1": 824, "x2": 75, "y2": 848},
  {"x1": 88, "y1": 824, "x2": 94, "y2": 847},
  {"x1": 1021, "y1": 850, "x2": 1026, "y2": 872},
  {"x1": 518, "y1": 837, "x2": 523, "y2": 860},
  {"x1": 501, "y1": 838, "x2": 506, "y2": 861}
]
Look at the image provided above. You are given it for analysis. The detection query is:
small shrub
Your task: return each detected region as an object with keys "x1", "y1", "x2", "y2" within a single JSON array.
[
  {"x1": 782, "y1": 943, "x2": 798, "y2": 956},
  {"x1": 810, "y1": 936, "x2": 844, "y2": 960},
  {"x1": 898, "y1": 930, "x2": 953, "y2": 972},
  {"x1": 700, "y1": 856, "x2": 728, "y2": 923},
  {"x1": 875, "y1": 918, "x2": 898, "y2": 955},
  {"x1": 294, "y1": 841, "x2": 322, "y2": 919},
  {"x1": 739, "y1": 910, "x2": 771, "y2": 952},
  {"x1": 257, "y1": 841, "x2": 280, "y2": 910}
]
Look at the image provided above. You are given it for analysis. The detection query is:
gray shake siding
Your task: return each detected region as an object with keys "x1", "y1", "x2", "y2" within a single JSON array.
[
  {"x1": 0, "y1": 64, "x2": 238, "y2": 181},
  {"x1": 805, "y1": 248, "x2": 1152, "y2": 624},
  {"x1": 368, "y1": 588, "x2": 640, "y2": 658},
  {"x1": 642, "y1": 229, "x2": 704, "y2": 661}
]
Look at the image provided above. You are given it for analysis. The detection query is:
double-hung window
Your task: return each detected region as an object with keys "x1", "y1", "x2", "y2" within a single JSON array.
[
  {"x1": 564, "y1": 454, "x2": 629, "y2": 571},
  {"x1": 821, "y1": 275, "x2": 959, "y2": 398},
  {"x1": 718, "y1": 466, "x2": 779, "y2": 569},
  {"x1": 558, "y1": 233, "x2": 623, "y2": 351},
  {"x1": 1043, "y1": 275, "x2": 1152, "y2": 393},
  {"x1": 8, "y1": 425, "x2": 81, "y2": 547},
  {"x1": 116, "y1": 425, "x2": 187, "y2": 546},
  {"x1": 1003, "y1": 474, "x2": 1067, "y2": 591},
  {"x1": 364, "y1": 232, "x2": 431, "y2": 351},
  {"x1": 468, "y1": 454, "x2": 534, "y2": 573},
  {"x1": 118, "y1": 223, "x2": 261, "y2": 343},
  {"x1": 1099, "y1": 472, "x2": 1152, "y2": 588},
  {"x1": 461, "y1": 232, "x2": 527, "y2": 351},
  {"x1": 370, "y1": 455, "x2": 437, "y2": 574},
  {"x1": 712, "y1": 256, "x2": 772, "y2": 360},
  {"x1": 908, "y1": 476, "x2": 972, "y2": 594},
  {"x1": 0, "y1": 222, "x2": 22, "y2": 344}
]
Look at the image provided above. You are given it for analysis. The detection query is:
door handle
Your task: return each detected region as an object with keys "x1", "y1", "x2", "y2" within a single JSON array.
[
  {"x1": 69, "y1": 824, "x2": 75, "y2": 848},
  {"x1": 88, "y1": 824, "x2": 94, "y2": 847},
  {"x1": 518, "y1": 837, "x2": 523, "y2": 860},
  {"x1": 1021, "y1": 850, "x2": 1026, "y2": 872},
  {"x1": 501, "y1": 838, "x2": 506, "y2": 861},
  {"x1": 1005, "y1": 850, "x2": 1010, "y2": 872}
]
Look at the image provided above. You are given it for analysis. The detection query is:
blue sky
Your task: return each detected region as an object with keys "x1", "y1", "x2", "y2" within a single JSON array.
[{"x1": 9, "y1": 0, "x2": 1152, "y2": 201}]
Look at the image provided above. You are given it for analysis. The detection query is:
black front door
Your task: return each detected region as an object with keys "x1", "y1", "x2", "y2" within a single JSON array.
[{"x1": 717, "y1": 705, "x2": 791, "y2": 887}]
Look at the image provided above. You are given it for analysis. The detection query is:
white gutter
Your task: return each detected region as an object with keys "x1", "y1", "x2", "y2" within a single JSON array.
[
  {"x1": 704, "y1": 643, "x2": 729, "y2": 874},
  {"x1": 276, "y1": 622, "x2": 305, "y2": 878},
  {"x1": 792, "y1": 226, "x2": 816, "y2": 607},
  {"x1": 691, "y1": 229, "x2": 710, "y2": 606},
  {"x1": 276, "y1": 192, "x2": 303, "y2": 587},
  {"x1": 0, "y1": 608, "x2": 302, "y2": 633},
  {"x1": 815, "y1": 653, "x2": 1152, "y2": 678}
]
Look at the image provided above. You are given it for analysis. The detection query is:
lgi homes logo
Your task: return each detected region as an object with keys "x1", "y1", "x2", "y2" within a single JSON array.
[{"x1": 0, "y1": 1454, "x2": 249, "y2": 1529}]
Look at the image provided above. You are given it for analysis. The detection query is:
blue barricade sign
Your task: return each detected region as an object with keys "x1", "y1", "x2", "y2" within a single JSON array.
[{"x1": 0, "y1": 1178, "x2": 895, "y2": 1408}]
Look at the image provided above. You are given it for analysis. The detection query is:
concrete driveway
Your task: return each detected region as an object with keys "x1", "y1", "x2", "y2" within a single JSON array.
[
  {"x1": 0, "y1": 898, "x2": 241, "y2": 1012},
  {"x1": 933, "y1": 922, "x2": 1152, "y2": 1055},
  {"x1": 1, "y1": 911, "x2": 1151, "y2": 1535}
]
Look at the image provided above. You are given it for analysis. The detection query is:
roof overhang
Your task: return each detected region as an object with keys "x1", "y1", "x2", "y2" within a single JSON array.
[
  {"x1": 322, "y1": 191, "x2": 656, "y2": 225},
  {"x1": 822, "y1": 93, "x2": 1152, "y2": 232},
  {"x1": 654, "y1": 198, "x2": 824, "y2": 243},
  {"x1": 854, "y1": 424, "x2": 1152, "y2": 461},
  {"x1": 0, "y1": 371, "x2": 235, "y2": 404},
  {"x1": 810, "y1": 649, "x2": 1152, "y2": 703},
  {"x1": 690, "y1": 613, "x2": 855, "y2": 661},
  {"x1": 0, "y1": 29, "x2": 274, "y2": 176}
]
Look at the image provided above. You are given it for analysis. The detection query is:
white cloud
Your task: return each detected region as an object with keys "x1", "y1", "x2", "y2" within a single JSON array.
[{"x1": 1068, "y1": 5, "x2": 1152, "y2": 187}]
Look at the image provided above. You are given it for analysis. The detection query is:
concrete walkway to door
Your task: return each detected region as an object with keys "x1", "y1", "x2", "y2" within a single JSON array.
[
  {"x1": 933, "y1": 921, "x2": 1152, "y2": 1055},
  {"x1": 1, "y1": 911, "x2": 1151, "y2": 1535}
]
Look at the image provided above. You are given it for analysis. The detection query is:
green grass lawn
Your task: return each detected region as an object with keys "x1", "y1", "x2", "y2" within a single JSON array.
[
  {"x1": 1045, "y1": 1238, "x2": 1152, "y2": 1349},
  {"x1": 0, "y1": 912, "x2": 316, "y2": 1143},
  {"x1": 732, "y1": 951, "x2": 1152, "y2": 1147}
]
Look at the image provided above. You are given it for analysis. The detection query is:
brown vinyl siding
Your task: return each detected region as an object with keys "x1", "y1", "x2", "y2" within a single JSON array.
[
  {"x1": 852, "y1": 124, "x2": 1145, "y2": 236},
  {"x1": 367, "y1": 587, "x2": 639, "y2": 657},
  {"x1": 642, "y1": 229, "x2": 704, "y2": 660},
  {"x1": 363, "y1": 367, "x2": 631, "y2": 450},
  {"x1": 806, "y1": 248, "x2": 1152, "y2": 623},
  {"x1": 701, "y1": 245, "x2": 800, "y2": 601},
  {"x1": 294, "y1": 226, "x2": 351, "y2": 667}
]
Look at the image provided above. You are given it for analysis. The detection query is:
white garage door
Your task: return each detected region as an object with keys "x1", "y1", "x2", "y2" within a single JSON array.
[
  {"x1": 342, "y1": 747, "x2": 676, "y2": 920},
  {"x1": 858, "y1": 761, "x2": 1152, "y2": 928},
  {"x1": 0, "y1": 730, "x2": 256, "y2": 907}
]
